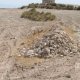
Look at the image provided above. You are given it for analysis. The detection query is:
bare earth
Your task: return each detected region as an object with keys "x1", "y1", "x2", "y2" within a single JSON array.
[{"x1": 0, "y1": 8, "x2": 80, "y2": 80}]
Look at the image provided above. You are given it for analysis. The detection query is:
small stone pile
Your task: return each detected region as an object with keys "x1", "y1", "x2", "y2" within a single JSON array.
[{"x1": 19, "y1": 26, "x2": 78, "y2": 58}]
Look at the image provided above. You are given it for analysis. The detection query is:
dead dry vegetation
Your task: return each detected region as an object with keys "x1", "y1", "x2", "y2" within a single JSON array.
[{"x1": 21, "y1": 8, "x2": 56, "y2": 21}]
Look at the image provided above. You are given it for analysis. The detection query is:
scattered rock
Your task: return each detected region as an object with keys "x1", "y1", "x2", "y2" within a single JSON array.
[
  {"x1": 19, "y1": 48, "x2": 37, "y2": 57},
  {"x1": 65, "y1": 74, "x2": 71, "y2": 78},
  {"x1": 26, "y1": 50, "x2": 35, "y2": 57},
  {"x1": 31, "y1": 27, "x2": 77, "y2": 58},
  {"x1": 19, "y1": 47, "x2": 27, "y2": 56},
  {"x1": 19, "y1": 27, "x2": 78, "y2": 58}
]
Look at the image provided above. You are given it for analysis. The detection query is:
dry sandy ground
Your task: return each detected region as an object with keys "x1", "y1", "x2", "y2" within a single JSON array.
[{"x1": 0, "y1": 8, "x2": 80, "y2": 80}]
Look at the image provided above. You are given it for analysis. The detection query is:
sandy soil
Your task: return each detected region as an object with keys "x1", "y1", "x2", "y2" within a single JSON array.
[{"x1": 0, "y1": 8, "x2": 80, "y2": 80}]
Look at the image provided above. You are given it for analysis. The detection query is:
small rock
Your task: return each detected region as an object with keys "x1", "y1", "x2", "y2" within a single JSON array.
[
  {"x1": 26, "y1": 50, "x2": 35, "y2": 57},
  {"x1": 45, "y1": 47, "x2": 50, "y2": 54},
  {"x1": 19, "y1": 48, "x2": 36, "y2": 57},
  {"x1": 65, "y1": 74, "x2": 71, "y2": 78},
  {"x1": 20, "y1": 48, "x2": 27, "y2": 56}
]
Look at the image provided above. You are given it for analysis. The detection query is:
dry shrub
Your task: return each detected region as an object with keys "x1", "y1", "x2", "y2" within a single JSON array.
[{"x1": 21, "y1": 8, "x2": 55, "y2": 21}]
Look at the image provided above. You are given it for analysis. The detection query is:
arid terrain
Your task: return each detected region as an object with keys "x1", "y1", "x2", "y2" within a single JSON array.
[{"x1": 0, "y1": 8, "x2": 80, "y2": 80}]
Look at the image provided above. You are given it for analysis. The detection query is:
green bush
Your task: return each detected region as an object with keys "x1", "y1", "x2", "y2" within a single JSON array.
[
  {"x1": 20, "y1": 6, "x2": 27, "y2": 9},
  {"x1": 66, "y1": 5, "x2": 74, "y2": 10},
  {"x1": 28, "y1": 3, "x2": 39, "y2": 8},
  {"x1": 77, "y1": 6, "x2": 80, "y2": 10},
  {"x1": 21, "y1": 8, "x2": 56, "y2": 21},
  {"x1": 23, "y1": 3, "x2": 79, "y2": 10},
  {"x1": 46, "y1": 4, "x2": 54, "y2": 9}
]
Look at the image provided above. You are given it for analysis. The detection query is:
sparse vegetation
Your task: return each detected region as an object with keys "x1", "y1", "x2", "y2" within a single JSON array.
[
  {"x1": 77, "y1": 6, "x2": 80, "y2": 10},
  {"x1": 27, "y1": 3, "x2": 39, "y2": 8},
  {"x1": 21, "y1": 8, "x2": 56, "y2": 21},
  {"x1": 20, "y1": 6, "x2": 27, "y2": 9},
  {"x1": 26, "y1": 3, "x2": 80, "y2": 10},
  {"x1": 66, "y1": 5, "x2": 74, "y2": 10}
]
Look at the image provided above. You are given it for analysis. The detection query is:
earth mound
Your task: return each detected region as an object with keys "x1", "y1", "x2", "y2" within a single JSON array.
[{"x1": 19, "y1": 26, "x2": 78, "y2": 58}]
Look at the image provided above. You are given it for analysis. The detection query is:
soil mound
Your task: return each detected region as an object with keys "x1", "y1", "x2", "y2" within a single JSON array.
[{"x1": 20, "y1": 26, "x2": 78, "y2": 58}]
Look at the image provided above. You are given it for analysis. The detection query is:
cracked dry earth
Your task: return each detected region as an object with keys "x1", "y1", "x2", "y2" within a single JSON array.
[{"x1": 0, "y1": 8, "x2": 80, "y2": 80}]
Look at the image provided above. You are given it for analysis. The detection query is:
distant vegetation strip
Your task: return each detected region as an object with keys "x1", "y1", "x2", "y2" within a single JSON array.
[{"x1": 20, "y1": 3, "x2": 80, "y2": 10}]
